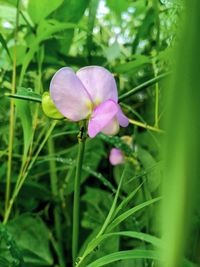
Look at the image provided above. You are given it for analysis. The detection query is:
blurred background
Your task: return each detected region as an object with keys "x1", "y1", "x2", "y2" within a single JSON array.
[{"x1": 0, "y1": 0, "x2": 199, "y2": 267}]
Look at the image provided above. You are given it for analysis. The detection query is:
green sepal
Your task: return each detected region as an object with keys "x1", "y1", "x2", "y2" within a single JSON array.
[{"x1": 42, "y1": 92, "x2": 64, "y2": 119}]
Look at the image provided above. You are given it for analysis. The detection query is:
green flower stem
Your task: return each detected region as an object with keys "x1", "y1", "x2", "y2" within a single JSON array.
[
  {"x1": 72, "y1": 121, "x2": 87, "y2": 266},
  {"x1": 3, "y1": 120, "x2": 57, "y2": 224},
  {"x1": 5, "y1": 0, "x2": 20, "y2": 214}
]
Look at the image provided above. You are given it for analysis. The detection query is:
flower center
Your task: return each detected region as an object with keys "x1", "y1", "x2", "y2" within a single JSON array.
[{"x1": 94, "y1": 98, "x2": 101, "y2": 107}]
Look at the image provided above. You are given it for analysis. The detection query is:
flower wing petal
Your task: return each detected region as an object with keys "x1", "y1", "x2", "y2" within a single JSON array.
[
  {"x1": 77, "y1": 66, "x2": 118, "y2": 104},
  {"x1": 50, "y1": 67, "x2": 92, "y2": 121},
  {"x1": 117, "y1": 107, "x2": 129, "y2": 127},
  {"x1": 88, "y1": 99, "x2": 119, "y2": 138},
  {"x1": 101, "y1": 117, "x2": 119, "y2": 136}
]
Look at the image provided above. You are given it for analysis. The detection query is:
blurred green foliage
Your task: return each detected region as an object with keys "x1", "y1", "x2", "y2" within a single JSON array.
[{"x1": 0, "y1": 0, "x2": 198, "y2": 267}]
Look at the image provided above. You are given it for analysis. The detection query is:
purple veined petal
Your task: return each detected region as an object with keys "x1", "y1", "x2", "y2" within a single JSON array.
[
  {"x1": 117, "y1": 106, "x2": 129, "y2": 127},
  {"x1": 76, "y1": 66, "x2": 118, "y2": 105},
  {"x1": 88, "y1": 99, "x2": 119, "y2": 138},
  {"x1": 101, "y1": 117, "x2": 119, "y2": 135},
  {"x1": 109, "y1": 148, "x2": 124, "y2": 165},
  {"x1": 50, "y1": 67, "x2": 93, "y2": 121}
]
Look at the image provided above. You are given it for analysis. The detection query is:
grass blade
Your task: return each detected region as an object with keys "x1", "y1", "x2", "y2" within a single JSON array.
[
  {"x1": 113, "y1": 182, "x2": 144, "y2": 218},
  {"x1": 107, "y1": 197, "x2": 162, "y2": 232},
  {"x1": 0, "y1": 33, "x2": 12, "y2": 63},
  {"x1": 86, "y1": 249, "x2": 160, "y2": 267},
  {"x1": 95, "y1": 167, "x2": 127, "y2": 238}
]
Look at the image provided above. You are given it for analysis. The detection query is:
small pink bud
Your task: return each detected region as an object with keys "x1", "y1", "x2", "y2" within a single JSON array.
[{"x1": 109, "y1": 148, "x2": 124, "y2": 165}]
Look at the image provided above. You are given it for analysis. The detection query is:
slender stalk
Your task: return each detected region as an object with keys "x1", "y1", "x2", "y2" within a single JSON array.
[
  {"x1": 118, "y1": 72, "x2": 170, "y2": 102},
  {"x1": 5, "y1": 93, "x2": 42, "y2": 103},
  {"x1": 153, "y1": 0, "x2": 160, "y2": 128},
  {"x1": 72, "y1": 121, "x2": 86, "y2": 265},
  {"x1": 155, "y1": 82, "x2": 159, "y2": 127},
  {"x1": 14, "y1": 46, "x2": 44, "y2": 191},
  {"x1": 153, "y1": 56, "x2": 159, "y2": 128},
  {"x1": 128, "y1": 118, "x2": 164, "y2": 133},
  {"x1": 3, "y1": 121, "x2": 57, "y2": 224},
  {"x1": 5, "y1": 0, "x2": 20, "y2": 212},
  {"x1": 48, "y1": 138, "x2": 65, "y2": 267}
]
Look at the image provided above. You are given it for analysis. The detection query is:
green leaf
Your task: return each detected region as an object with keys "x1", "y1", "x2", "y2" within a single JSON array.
[
  {"x1": 36, "y1": 19, "x2": 80, "y2": 42},
  {"x1": 114, "y1": 55, "x2": 151, "y2": 74},
  {"x1": 104, "y1": 41, "x2": 121, "y2": 62},
  {"x1": 86, "y1": 249, "x2": 160, "y2": 267},
  {"x1": 0, "y1": 224, "x2": 25, "y2": 267},
  {"x1": 113, "y1": 182, "x2": 144, "y2": 218},
  {"x1": 100, "y1": 231, "x2": 162, "y2": 247},
  {"x1": 137, "y1": 147, "x2": 162, "y2": 192},
  {"x1": 132, "y1": 8, "x2": 155, "y2": 53},
  {"x1": 82, "y1": 166, "x2": 116, "y2": 193},
  {"x1": 53, "y1": 0, "x2": 89, "y2": 23},
  {"x1": 27, "y1": 0, "x2": 63, "y2": 24},
  {"x1": 19, "y1": 20, "x2": 78, "y2": 84},
  {"x1": 6, "y1": 88, "x2": 42, "y2": 102},
  {"x1": 7, "y1": 215, "x2": 53, "y2": 266},
  {"x1": 0, "y1": 2, "x2": 17, "y2": 22},
  {"x1": 58, "y1": 138, "x2": 105, "y2": 196},
  {"x1": 106, "y1": 0, "x2": 130, "y2": 17},
  {"x1": 82, "y1": 187, "x2": 113, "y2": 229},
  {"x1": 0, "y1": 33, "x2": 12, "y2": 63},
  {"x1": 85, "y1": 231, "x2": 162, "y2": 255},
  {"x1": 0, "y1": 257, "x2": 10, "y2": 267},
  {"x1": 79, "y1": 169, "x2": 126, "y2": 265},
  {"x1": 15, "y1": 88, "x2": 34, "y2": 165},
  {"x1": 19, "y1": 181, "x2": 52, "y2": 201},
  {"x1": 96, "y1": 167, "x2": 127, "y2": 237},
  {"x1": 82, "y1": 230, "x2": 161, "y2": 265},
  {"x1": 87, "y1": 0, "x2": 99, "y2": 55},
  {"x1": 52, "y1": 0, "x2": 90, "y2": 54},
  {"x1": 107, "y1": 197, "x2": 162, "y2": 232}
]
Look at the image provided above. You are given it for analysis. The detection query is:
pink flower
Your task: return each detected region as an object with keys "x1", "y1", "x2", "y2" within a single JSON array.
[
  {"x1": 50, "y1": 66, "x2": 129, "y2": 138},
  {"x1": 109, "y1": 148, "x2": 125, "y2": 165}
]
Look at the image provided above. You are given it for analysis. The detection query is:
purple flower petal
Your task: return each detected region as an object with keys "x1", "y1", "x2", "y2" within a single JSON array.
[
  {"x1": 77, "y1": 66, "x2": 118, "y2": 105},
  {"x1": 101, "y1": 117, "x2": 119, "y2": 135},
  {"x1": 50, "y1": 67, "x2": 92, "y2": 121},
  {"x1": 109, "y1": 148, "x2": 124, "y2": 165},
  {"x1": 117, "y1": 107, "x2": 129, "y2": 127},
  {"x1": 88, "y1": 99, "x2": 119, "y2": 138}
]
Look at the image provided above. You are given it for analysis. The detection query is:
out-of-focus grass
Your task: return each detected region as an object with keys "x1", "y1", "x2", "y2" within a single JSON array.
[{"x1": 162, "y1": 1, "x2": 200, "y2": 266}]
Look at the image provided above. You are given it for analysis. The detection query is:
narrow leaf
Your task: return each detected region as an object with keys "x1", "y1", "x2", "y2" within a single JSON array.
[
  {"x1": 0, "y1": 33, "x2": 12, "y2": 63},
  {"x1": 86, "y1": 249, "x2": 160, "y2": 267},
  {"x1": 107, "y1": 197, "x2": 162, "y2": 232}
]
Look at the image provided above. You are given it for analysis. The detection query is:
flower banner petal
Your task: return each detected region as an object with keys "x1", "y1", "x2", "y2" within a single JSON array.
[
  {"x1": 77, "y1": 66, "x2": 118, "y2": 105},
  {"x1": 88, "y1": 99, "x2": 119, "y2": 138},
  {"x1": 50, "y1": 67, "x2": 92, "y2": 121}
]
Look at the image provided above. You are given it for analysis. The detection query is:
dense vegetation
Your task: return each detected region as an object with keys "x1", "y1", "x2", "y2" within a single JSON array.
[{"x1": 0, "y1": 0, "x2": 199, "y2": 267}]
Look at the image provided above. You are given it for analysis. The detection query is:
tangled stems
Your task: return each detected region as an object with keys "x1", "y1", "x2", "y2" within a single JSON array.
[
  {"x1": 3, "y1": 121, "x2": 57, "y2": 224},
  {"x1": 72, "y1": 121, "x2": 87, "y2": 265},
  {"x1": 5, "y1": 0, "x2": 20, "y2": 213}
]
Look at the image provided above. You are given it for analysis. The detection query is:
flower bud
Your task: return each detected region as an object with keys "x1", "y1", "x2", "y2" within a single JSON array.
[{"x1": 42, "y1": 92, "x2": 64, "y2": 119}]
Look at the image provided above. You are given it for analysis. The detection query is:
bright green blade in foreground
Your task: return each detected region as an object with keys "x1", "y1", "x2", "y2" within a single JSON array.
[{"x1": 162, "y1": 1, "x2": 200, "y2": 266}]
